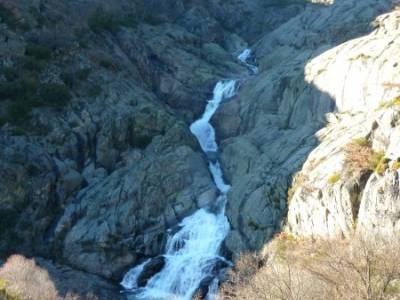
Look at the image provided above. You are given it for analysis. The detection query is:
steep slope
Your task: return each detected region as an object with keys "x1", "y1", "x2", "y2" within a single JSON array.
[
  {"x1": 214, "y1": 0, "x2": 396, "y2": 252},
  {"x1": 0, "y1": 0, "x2": 308, "y2": 295},
  {"x1": 287, "y1": 9, "x2": 400, "y2": 238}
]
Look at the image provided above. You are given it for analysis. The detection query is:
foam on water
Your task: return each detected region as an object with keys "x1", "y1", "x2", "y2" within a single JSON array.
[{"x1": 121, "y1": 49, "x2": 256, "y2": 300}]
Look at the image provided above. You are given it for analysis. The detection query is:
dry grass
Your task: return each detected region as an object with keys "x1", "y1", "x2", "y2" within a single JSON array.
[
  {"x1": 0, "y1": 255, "x2": 60, "y2": 300},
  {"x1": 392, "y1": 161, "x2": 400, "y2": 170},
  {"x1": 327, "y1": 173, "x2": 341, "y2": 184},
  {"x1": 219, "y1": 235, "x2": 400, "y2": 300},
  {"x1": 345, "y1": 141, "x2": 374, "y2": 171},
  {"x1": 345, "y1": 139, "x2": 387, "y2": 174}
]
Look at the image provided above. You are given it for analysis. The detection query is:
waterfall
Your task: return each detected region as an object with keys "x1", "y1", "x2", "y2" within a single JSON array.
[{"x1": 121, "y1": 49, "x2": 256, "y2": 300}]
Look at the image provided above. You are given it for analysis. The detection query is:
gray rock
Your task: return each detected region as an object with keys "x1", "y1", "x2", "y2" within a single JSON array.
[{"x1": 215, "y1": 0, "x2": 396, "y2": 251}]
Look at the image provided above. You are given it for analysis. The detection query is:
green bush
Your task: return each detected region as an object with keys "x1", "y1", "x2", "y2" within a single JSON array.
[
  {"x1": 60, "y1": 72, "x2": 74, "y2": 88},
  {"x1": 76, "y1": 68, "x2": 91, "y2": 81},
  {"x1": 74, "y1": 28, "x2": 90, "y2": 48},
  {"x1": 393, "y1": 160, "x2": 400, "y2": 171},
  {"x1": 142, "y1": 13, "x2": 165, "y2": 26},
  {"x1": 352, "y1": 137, "x2": 369, "y2": 147},
  {"x1": 132, "y1": 135, "x2": 153, "y2": 149},
  {"x1": 0, "y1": 73, "x2": 39, "y2": 103},
  {"x1": 121, "y1": 13, "x2": 139, "y2": 27},
  {"x1": 0, "y1": 81, "x2": 20, "y2": 100},
  {"x1": 25, "y1": 43, "x2": 52, "y2": 60},
  {"x1": 39, "y1": 83, "x2": 71, "y2": 108},
  {"x1": 61, "y1": 68, "x2": 91, "y2": 88},
  {"x1": 99, "y1": 58, "x2": 118, "y2": 71},
  {"x1": 88, "y1": 9, "x2": 119, "y2": 32},
  {"x1": 87, "y1": 84, "x2": 102, "y2": 97},
  {"x1": 22, "y1": 56, "x2": 46, "y2": 72},
  {"x1": 0, "y1": 4, "x2": 18, "y2": 30},
  {"x1": 88, "y1": 9, "x2": 139, "y2": 33},
  {"x1": 368, "y1": 150, "x2": 386, "y2": 174},
  {"x1": 3, "y1": 67, "x2": 18, "y2": 82},
  {"x1": 8, "y1": 102, "x2": 31, "y2": 125},
  {"x1": 19, "y1": 73, "x2": 39, "y2": 94},
  {"x1": 378, "y1": 96, "x2": 400, "y2": 109}
]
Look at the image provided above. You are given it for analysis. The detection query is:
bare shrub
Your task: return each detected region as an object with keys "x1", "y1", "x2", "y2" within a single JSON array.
[
  {"x1": 0, "y1": 255, "x2": 60, "y2": 300},
  {"x1": 345, "y1": 140, "x2": 387, "y2": 175},
  {"x1": 302, "y1": 238, "x2": 400, "y2": 300},
  {"x1": 345, "y1": 141, "x2": 374, "y2": 171},
  {"x1": 219, "y1": 235, "x2": 400, "y2": 300}
]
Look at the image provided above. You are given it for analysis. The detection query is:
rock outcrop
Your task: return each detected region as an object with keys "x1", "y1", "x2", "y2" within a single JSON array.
[
  {"x1": 287, "y1": 8, "x2": 400, "y2": 239},
  {"x1": 215, "y1": 0, "x2": 397, "y2": 252},
  {"x1": 0, "y1": 0, "x2": 310, "y2": 286},
  {"x1": 3, "y1": 0, "x2": 400, "y2": 297}
]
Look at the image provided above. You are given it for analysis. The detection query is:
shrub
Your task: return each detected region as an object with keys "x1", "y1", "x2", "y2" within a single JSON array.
[
  {"x1": 99, "y1": 58, "x2": 118, "y2": 71},
  {"x1": 368, "y1": 150, "x2": 386, "y2": 174},
  {"x1": 121, "y1": 13, "x2": 140, "y2": 27},
  {"x1": 88, "y1": 9, "x2": 119, "y2": 32},
  {"x1": 61, "y1": 69, "x2": 91, "y2": 89},
  {"x1": 0, "y1": 81, "x2": 19, "y2": 100},
  {"x1": 0, "y1": 4, "x2": 18, "y2": 30},
  {"x1": 8, "y1": 102, "x2": 32, "y2": 125},
  {"x1": 392, "y1": 160, "x2": 400, "y2": 171},
  {"x1": 22, "y1": 56, "x2": 46, "y2": 72},
  {"x1": 345, "y1": 141, "x2": 372, "y2": 171},
  {"x1": 62, "y1": 68, "x2": 92, "y2": 87},
  {"x1": 327, "y1": 173, "x2": 341, "y2": 184},
  {"x1": 19, "y1": 72, "x2": 39, "y2": 93},
  {"x1": 88, "y1": 9, "x2": 139, "y2": 33},
  {"x1": 74, "y1": 27, "x2": 90, "y2": 48},
  {"x1": 379, "y1": 96, "x2": 400, "y2": 109},
  {"x1": 60, "y1": 72, "x2": 74, "y2": 88},
  {"x1": 0, "y1": 255, "x2": 59, "y2": 300},
  {"x1": 0, "y1": 73, "x2": 39, "y2": 103},
  {"x1": 220, "y1": 236, "x2": 400, "y2": 300},
  {"x1": 87, "y1": 84, "x2": 102, "y2": 97},
  {"x1": 39, "y1": 83, "x2": 71, "y2": 108},
  {"x1": 3, "y1": 67, "x2": 18, "y2": 82},
  {"x1": 345, "y1": 141, "x2": 387, "y2": 174},
  {"x1": 352, "y1": 137, "x2": 369, "y2": 147},
  {"x1": 142, "y1": 13, "x2": 165, "y2": 26},
  {"x1": 76, "y1": 68, "x2": 91, "y2": 81},
  {"x1": 25, "y1": 43, "x2": 52, "y2": 60},
  {"x1": 132, "y1": 135, "x2": 153, "y2": 149}
]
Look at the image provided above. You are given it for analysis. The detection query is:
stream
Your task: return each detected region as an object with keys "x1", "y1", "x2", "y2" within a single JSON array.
[{"x1": 121, "y1": 49, "x2": 256, "y2": 300}]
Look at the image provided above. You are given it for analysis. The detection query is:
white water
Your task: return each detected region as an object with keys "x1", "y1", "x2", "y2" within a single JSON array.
[
  {"x1": 237, "y1": 49, "x2": 258, "y2": 74},
  {"x1": 121, "y1": 259, "x2": 150, "y2": 290},
  {"x1": 121, "y1": 49, "x2": 256, "y2": 300}
]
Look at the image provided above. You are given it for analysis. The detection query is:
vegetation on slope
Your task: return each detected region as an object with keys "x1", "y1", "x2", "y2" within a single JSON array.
[{"x1": 221, "y1": 233, "x2": 400, "y2": 300}]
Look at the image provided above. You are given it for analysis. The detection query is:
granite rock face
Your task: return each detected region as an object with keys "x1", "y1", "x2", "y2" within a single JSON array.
[
  {"x1": 287, "y1": 8, "x2": 400, "y2": 239},
  {"x1": 215, "y1": 0, "x2": 397, "y2": 252},
  {"x1": 2, "y1": 0, "x2": 400, "y2": 295},
  {"x1": 0, "y1": 0, "x2": 308, "y2": 285}
]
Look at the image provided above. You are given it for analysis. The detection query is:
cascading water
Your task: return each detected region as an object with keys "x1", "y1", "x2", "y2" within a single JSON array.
[{"x1": 121, "y1": 49, "x2": 257, "y2": 300}]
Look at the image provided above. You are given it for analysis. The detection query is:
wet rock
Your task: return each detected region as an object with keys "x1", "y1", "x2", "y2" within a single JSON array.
[
  {"x1": 195, "y1": 276, "x2": 214, "y2": 300},
  {"x1": 137, "y1": 256, "x2": 166, "y2": 287}
]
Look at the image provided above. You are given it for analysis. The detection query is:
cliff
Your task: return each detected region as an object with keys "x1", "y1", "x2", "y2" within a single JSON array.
[{"x1": 1, "y1": 0, "x2": 400, "y2": 299}]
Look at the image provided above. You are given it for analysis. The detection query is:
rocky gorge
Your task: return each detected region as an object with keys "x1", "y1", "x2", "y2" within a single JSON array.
[{"x1": 1, "y1": 0, "x2": 400, "y2": 299}]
